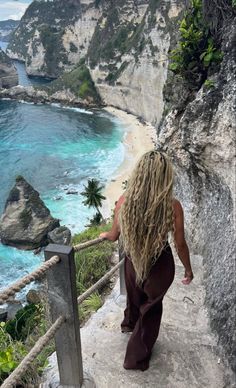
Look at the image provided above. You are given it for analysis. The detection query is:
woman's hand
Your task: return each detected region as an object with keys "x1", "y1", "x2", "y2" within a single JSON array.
[
  {"x1": 181, "y1": 269, "x2": 194, "y2": 285},
  {"x1": 99, "y1": 232, "x2": 109, "y2": 240}
]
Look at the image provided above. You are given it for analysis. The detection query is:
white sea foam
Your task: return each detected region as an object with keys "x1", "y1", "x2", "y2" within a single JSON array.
[
  {"x1": 18, "y1": 100, "x2": 35, "y2": 105},
  {"x1": 62, "y1": 106, "x2": 94, "y2": 115}
]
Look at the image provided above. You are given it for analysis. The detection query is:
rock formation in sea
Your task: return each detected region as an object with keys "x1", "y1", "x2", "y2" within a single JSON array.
[
  {"x1": 0, "y1": 176, "x2": 71, "y2": 249},
  {"x1": 0, "y1": 49, "x2": 18, "y2": 88}
]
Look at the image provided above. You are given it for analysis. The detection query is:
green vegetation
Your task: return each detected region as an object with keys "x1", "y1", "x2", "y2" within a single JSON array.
[
  {"x1": 73, "y1": 223, "x2": 113, "y2": 293},
  {"x1": 73, "y1": 223, "x2": 115, "y2": 321},
  {"x1": 105, "y1": 61, "x2": 129, "y2": 83},
  {"x1": 204, "y1": 79, "x2": 215, "y2": 89},
  {"x1": 81, "y1": 179, "x2": 106, "y2": 222},
  {"x1": 88, "y1": 212, "x2": 103, "y2": 226},
  {"x1": 5, "y1": 304, "x2": 37, "y2": 341},
  {"x1": 40, "y1": 24, "x2": 68, "y2": 78},
  {"x1": 0, "y1": 303, "x2": 54, "y2": 385},
  {"x1": 0, "y1": 322, "x2": 26, "y2": 383},
  {"x1": 169, "y1": 0, "x2": 223, "y2": 87},
  {"x1": 48, "y1": 64, "x2": 101, "y2": 103},
  {"x1": 79, "y1": 292, "x2": 103, "y2": 321},
  {"x1": 88, "y1": 0, "x2": 161, "y2": 70}
]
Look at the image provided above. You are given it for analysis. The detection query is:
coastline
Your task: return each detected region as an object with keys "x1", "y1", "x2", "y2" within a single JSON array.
[{"x1": 102, "y1": 106, "x2": 157, "y2": 217}]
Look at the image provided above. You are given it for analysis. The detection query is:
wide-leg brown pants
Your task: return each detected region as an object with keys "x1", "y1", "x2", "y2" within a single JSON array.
[{"x1": 121, "y1": 245, "x2": 175, "y2": 371}]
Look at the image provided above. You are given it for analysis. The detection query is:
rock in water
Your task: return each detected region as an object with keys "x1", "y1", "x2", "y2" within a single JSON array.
[
  {"x1": 0, "y1": 176, "x2": 60, "y2": 249},
  {"x1": 48, "y1": 226, "x2": 71, "y2": 245}
]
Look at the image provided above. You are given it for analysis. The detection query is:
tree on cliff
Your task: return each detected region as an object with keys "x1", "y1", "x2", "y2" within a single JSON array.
[{"x1": 81, "y1": 179, "x2": 106, "y2": 224}]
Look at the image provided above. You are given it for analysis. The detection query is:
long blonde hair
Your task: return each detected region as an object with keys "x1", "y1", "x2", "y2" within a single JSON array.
[{"x1": 119, "y1": 150, "x2": 174, "y2": 283}]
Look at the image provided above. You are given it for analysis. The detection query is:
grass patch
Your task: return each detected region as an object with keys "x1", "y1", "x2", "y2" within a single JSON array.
[
  {"x1": 73, "y1": 223, "x2": 116, "y2": 323},
  {"x1": 0, "y1": 302, "x2": 54, "y2": 386},
  {"x1": 73, "y1": 223, "x2": 114, "y2": 294}
]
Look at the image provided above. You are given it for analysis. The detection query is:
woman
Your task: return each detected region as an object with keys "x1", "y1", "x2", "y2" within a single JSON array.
[{"x1": 100, "y1": 150, "x2": 193, "y2": 371}]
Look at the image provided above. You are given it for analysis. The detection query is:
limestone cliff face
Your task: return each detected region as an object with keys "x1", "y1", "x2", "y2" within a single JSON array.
[
  {"x1": 157, "y1": 18, "x2": 236, "y2": 373},
  {"x1": 0, "y1": 49, "x2": 18, "y2": 88},
  {"x1": 7, "y1": 0, "x2": 101, "y2": 78},
  {"x1": 7, "y1": 0, "x2": 184, "y2": 124},
  {"x1": 88, "y1": 0, "x2": 184, "y2": 125}
]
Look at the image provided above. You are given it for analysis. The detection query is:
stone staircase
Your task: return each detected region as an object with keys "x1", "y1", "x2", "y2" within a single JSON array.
[{"x1": 42, "y1": 254, "x2": 233, "y2": 387}]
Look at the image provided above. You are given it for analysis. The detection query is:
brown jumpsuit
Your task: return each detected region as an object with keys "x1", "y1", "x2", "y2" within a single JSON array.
[{"x1": 121, "y1": 244, "x2": 175, "y2": 371}]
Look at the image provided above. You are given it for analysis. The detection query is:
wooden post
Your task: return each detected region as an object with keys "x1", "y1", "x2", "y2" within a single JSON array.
[
  {"x1": 45, "y1": 244, "x2": 83, "y2": 387},
  {"x1": 118, "y1": 240, "x2": 126, "y2": 295}
]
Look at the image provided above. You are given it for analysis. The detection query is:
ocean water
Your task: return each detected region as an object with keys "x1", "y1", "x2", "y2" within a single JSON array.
[{"x1": 0, "y1": 56, "x2": 126, "y2": 292}]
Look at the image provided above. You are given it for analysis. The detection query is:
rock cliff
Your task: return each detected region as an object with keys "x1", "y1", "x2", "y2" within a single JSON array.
[
  {"x1": 7, "y1": 0, "x2": 100, "y2": 78},
  {"x1": 0, "y1": 176, "x2": 71, "y2": 249},
  {"x1": 0, "y1": 19, "x2": 19, "y2": 42},
  {"x1": 157, "y1": 11, "x2": 236, "y2": 375},
  {"x1": 7, "y1": 0, "x2": 184, "y2": 124},
  {"x1": 0, "y1": 49, "x2": 18, "y2": 88}
]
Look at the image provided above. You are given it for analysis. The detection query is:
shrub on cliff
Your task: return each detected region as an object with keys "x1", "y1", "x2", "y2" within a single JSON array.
[
  {"x1": 169, "y1": 0, "x2": 223, "y2": 87},
  {"x1": 48, "y1": 64, "x2": 101, "y2": 104}
]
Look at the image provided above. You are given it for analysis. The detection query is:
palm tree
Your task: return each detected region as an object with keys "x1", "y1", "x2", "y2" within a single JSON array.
[{"x1": 81, "y1": 179, "x2": 106, "y2": 220}]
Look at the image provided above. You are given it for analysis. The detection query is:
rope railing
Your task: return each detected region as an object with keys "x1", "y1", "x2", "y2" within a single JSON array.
[
  {"x1": 1, "y1": 315, "x2": 66, "y2": 388},
  {"x1": 77, "y1": 259, "x2": 124, "y2": 304},
  {"x1": 0, "y1": 237, "x2": 106, "y2": 305},
  {"x1": 74, "y1": 236, "x2": 105, "y2": 251},
  {"x1": 0, "y1": 238, "x2": 125, "y2": 388},
  {"x1": 0, "y1": 255, "x2": 60, "y2": 305}
]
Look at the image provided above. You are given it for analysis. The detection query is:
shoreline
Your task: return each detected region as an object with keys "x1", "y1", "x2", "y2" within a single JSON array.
[
  {"x1": 102, "y1": 106, "x2": 157, "y2": 217},
  {"x1": 1, "y1": 92, "x2": 157, "y2": 219}
]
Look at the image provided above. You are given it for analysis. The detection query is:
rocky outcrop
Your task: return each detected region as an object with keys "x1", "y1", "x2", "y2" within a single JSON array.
[
  {"x1": 0, "y1": 84, "x2": 100, "y2": 107},
  {"x1": 157, "y1": 17, "x2": 236, "y2": 374},
  {"x1": 0, "y1": 176, "x2": 65, "y2": 250},
  {"x1": 48, "y1": 226, "x2": 71, "y2": 246},
  {"x1": 0, "y1": 49, "x2": 18, "y2": 88}
]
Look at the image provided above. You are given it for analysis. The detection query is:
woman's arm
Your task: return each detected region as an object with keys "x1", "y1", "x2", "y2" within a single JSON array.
[
  {"x1": 99, "y1": 195, "x2": 124, "y2": 242},
  {"x1": 173, "y1": 199, "x2": 193, "y2": 285}
]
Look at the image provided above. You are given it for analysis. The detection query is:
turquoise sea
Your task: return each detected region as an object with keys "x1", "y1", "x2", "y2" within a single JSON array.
[{"x1": 0, "y1": 42, "x2": 125, "y2": 292}]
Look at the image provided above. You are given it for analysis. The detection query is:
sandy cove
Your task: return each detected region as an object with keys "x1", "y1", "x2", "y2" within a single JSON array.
[{"x1": 102, "y1": 106, "x2": 157, "y2": 217}]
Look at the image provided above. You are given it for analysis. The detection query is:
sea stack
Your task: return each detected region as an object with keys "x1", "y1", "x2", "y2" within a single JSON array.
[{"x1": 0, "y1": 176, "x2": 61, "y2": 250}]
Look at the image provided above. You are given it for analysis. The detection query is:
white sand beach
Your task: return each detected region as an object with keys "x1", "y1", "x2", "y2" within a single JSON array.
[{"x1": 102, "y1": 107, "x2": 157, "y2": 217}]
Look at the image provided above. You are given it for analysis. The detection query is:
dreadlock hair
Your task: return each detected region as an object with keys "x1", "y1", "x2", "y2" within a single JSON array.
[{"x1": 119, "y1": 150, "x2": 174, "y2": 284}]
